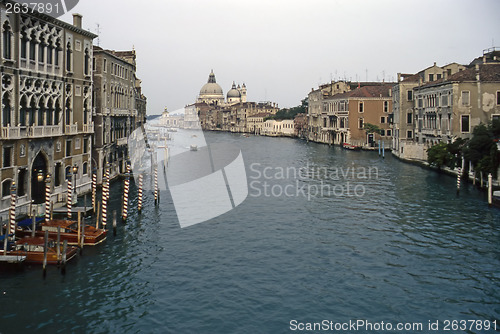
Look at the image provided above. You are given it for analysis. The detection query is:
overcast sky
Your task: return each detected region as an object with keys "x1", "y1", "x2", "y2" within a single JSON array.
[{"x1": 61, "y1": 0, "x2": 500, "y2": 115}]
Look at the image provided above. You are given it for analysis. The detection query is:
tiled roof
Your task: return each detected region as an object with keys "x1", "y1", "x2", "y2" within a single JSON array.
[
  {"x1": 449, "y1": 63, "x2": 500, "y2": 82},
  {"x1": 330, "y1": 84, "x2": 394, "y2": 99},
  {"x1": 418, "y1": 63, "x2": 500, "y2": 89},
  {"x1": 400, "y1": 73, "x2": 420, "y2": 82}
]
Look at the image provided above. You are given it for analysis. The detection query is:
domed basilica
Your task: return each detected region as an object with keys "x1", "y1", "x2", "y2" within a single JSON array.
[{"x1": 197, "y1": 70, "x2": 246, "y2": 106}]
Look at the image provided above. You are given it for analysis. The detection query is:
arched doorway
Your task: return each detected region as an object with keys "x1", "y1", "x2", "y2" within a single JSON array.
[{"x1": 31, "y1": 152, "x2": 47, "y2": 204}]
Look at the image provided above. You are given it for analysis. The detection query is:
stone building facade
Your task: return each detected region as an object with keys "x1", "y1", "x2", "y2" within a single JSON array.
[
  {"x1": 307, "y1": 80, "x2": 388, "y2": 144},
  {"x1": 0, "y1": 9, "x2": 97, "y2": 219},
  {"x1": 327, "y1": 85, "x2": 393, "y2": 148},
  {"x1": 414, "y1": 62, "x2": 500, "y2": 147},
  {"x1": 92, "y1": 47, "x2": 146, "y2": 183},
  {"x1": 391, "y1": 62, "x2": 466, "y2": 160}
]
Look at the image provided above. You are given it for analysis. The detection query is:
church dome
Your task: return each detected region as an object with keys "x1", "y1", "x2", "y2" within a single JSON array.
[
  {"x1": 227, "y1": 82, "x2": 241, "y2": 98},
  {"x1": 199, "y1": 70, "x2": 223, "y2": 96}
]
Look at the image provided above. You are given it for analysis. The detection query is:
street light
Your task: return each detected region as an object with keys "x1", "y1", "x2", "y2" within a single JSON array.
[{"x1": 37, "y1": 171, "x2": 44, "y2": 182}]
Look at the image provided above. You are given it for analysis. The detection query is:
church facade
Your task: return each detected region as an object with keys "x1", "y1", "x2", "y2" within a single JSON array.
[
  {"x1": 197, "y1": 70, "x2": 247, "y2": 106},
  {"x1": 196, "y1": 70, "x2": 278, "y2": 132}
]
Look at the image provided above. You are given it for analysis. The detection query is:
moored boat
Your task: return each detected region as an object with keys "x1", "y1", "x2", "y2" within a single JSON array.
[
  {"x1": 493, "y1": 190, "x2": 500, "y2": 208},
  {"x1": 9, "y1": 236, "x2": 78, "y2": 265},
  {"x1": 39, "y1": 220, "x2": 107, "y2": 246},
  {"x1": 18, "y1": 219, "x2": 107, "y2": 246},
  {"x1": 342, "y1": 143, "x2": 361, "y2": 150}
]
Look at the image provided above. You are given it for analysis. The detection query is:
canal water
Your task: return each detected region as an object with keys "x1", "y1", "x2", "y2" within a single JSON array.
[{"x1": 1, "y1": 131, "x2": 499, "y2": 333}]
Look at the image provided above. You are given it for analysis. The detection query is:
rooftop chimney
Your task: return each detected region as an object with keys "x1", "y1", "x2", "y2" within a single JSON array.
[{"x1": 73, "y1": 13, "x2": 82, "y2": 29}]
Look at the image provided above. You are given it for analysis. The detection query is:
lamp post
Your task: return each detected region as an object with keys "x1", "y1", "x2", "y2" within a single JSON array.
[
  {"x1": 72, "y1": 164, "x2": 78, "y2": 205},
  {"x1": 37, "y1": 171, "x2": 44, "y2": 183}
]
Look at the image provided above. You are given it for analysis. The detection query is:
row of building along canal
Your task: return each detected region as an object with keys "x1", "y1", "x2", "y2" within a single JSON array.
[{"x1": 0, "y1": 130, "x2": 498, "y2": 333}]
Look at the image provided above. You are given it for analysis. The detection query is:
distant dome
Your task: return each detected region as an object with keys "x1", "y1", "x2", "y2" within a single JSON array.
[
  {"x1": 227, "y1": 82, "x2": 241, "y2": 98},
  {"x1": 199, "y1": 70, "x2": 223, "y2": 96}
]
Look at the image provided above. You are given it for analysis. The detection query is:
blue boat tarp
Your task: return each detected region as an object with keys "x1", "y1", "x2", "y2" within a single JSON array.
[
  {"x1": 17, "y1": 217, "x2": 44, "y2": 227},
  {"x1": 0, "y1": 234, "x2": 13, "y2": 242}
]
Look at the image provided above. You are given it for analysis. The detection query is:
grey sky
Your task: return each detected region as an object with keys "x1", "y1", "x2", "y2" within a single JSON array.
[{"x1": 61, "y1": 0, "x2": 500, "y2": 114}]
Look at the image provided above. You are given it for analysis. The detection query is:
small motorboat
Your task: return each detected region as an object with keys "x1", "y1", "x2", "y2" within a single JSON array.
[
  {"x1": 19, "y1": 219, "x2": 107, "y2": 246},
  {"x1": 9, "y1": 236, "x2": 78, "y2": 265},
  {"x1": 342, "y1": 143, "x2": 361, "y2": 151},
  {"x1": 0, "y1": 234, "x2": 26, "y2": 264}
]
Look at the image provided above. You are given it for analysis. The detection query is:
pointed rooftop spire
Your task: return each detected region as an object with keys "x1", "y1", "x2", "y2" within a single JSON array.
[{"x1": 208, "y1": 70, "x2": 216, "y2": 83}]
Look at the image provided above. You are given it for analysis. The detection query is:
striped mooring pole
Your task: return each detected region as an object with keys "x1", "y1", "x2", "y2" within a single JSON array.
[
  {"x1": 92, "y1": 168, "x2": 97, "y2": 212},
  {"x1": 9, "y1": 182, "x2": 17, "y2": 236},
  {"x1": 44, "y1": 174, "x2": 51, "y2": 221},
  {"x1": 67, "y1": 171, "x2": 72, "y2": 219},
  {"x1": 102, "y1": 166, "x2": 110, "y2": 228},
  {"x1": 138, "y1": 173, "x2": 143, "y2": 213},
  {"x1": 488, "y1": 173, "x2": 493, "y2": 206},
  {"x1": 122, "y1": 163, "x2": 130, "y2": 221},
  {"x1": 456, "y1": 168, "x2": 461, "y2": 195},
  {"x1": 154, "y1": 165, "x2": 158, "y2": 205}
]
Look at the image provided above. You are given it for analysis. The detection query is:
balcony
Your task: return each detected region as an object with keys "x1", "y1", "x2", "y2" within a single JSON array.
[
  {"x1": 421, "y1": 128, "x2": 439, "y2": 136},
  {"x1": 116, "y1": 137, "x2": 128, "y2": 146},
  {"x1": 322, "y1": 127, "x2": 338, "y2": 131},
  {"x1": 1, "y1": 126, "x2": 22, "y2": 139},
  {"x1": 82, "y1": 123, "x2": 94, "y2": 133},
  {"x1": 110, "y1": 108, "x2": 132, "y2": 116},
  {"x1": 28, "y1": 125, "x2": 62, "y2": 138},
  {"x1": 65, "y1": 124, "x2": 78, "y2": 135}
]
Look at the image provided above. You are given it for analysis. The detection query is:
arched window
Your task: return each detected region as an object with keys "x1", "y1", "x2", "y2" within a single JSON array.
[
  {"x1": 29, "y1": 99, "x2": 36, "y2": 126},
  {"x1": 83, "y1": 98, "x2": 88, "y2": 124},
  {"x1": 38, "y1": 97, "x2": 45, "y2": 126},
  {"x1": 46, "y1": 98, "x2": 53, "y2": 125},
  {"x1": 20, "y1": 33, "x2": 28, "y2": 59},
  {"x1": 38, "y1": 42, "x2": 45, "y2": 63},
  {"x1": 1, "y1": 179, "x2": 12, "y2": 198},
  {"x1": 65, "y1": 98, "x2": 71, "y2": 125},
  {"x1": 54, "y1": 39, "x2": 61, "y2": 66},
  {"x1": 2, "y1": 21, "x2": 12, "y2": 59},
  {"x1": 84, "y1": 48, "x2": 89, "y2": 75},
  {"x1": 29, "y1": 33, "x2": 36, "y2": 61},
  {"x1": 18, "y1": 169, "x2": 27, "y2": 196},
  {"x1": 19, "y1": 96, "x2": 27, "y2": 126},
  {"x1": 2, "y1": 93, "x2": 11, "y2": 126},
  {"x1": 54, "y1": 99, "x2": 61, "y2": 125},
  {"x1": 66, "y1": 42, "x2": 72, "y2": 72},
  {"x1": 82, "y1": 162, "x2": 88, "y2": 175},
  {"x1": 47, "y1": 44, "x2": 53, "y2": 64}
]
